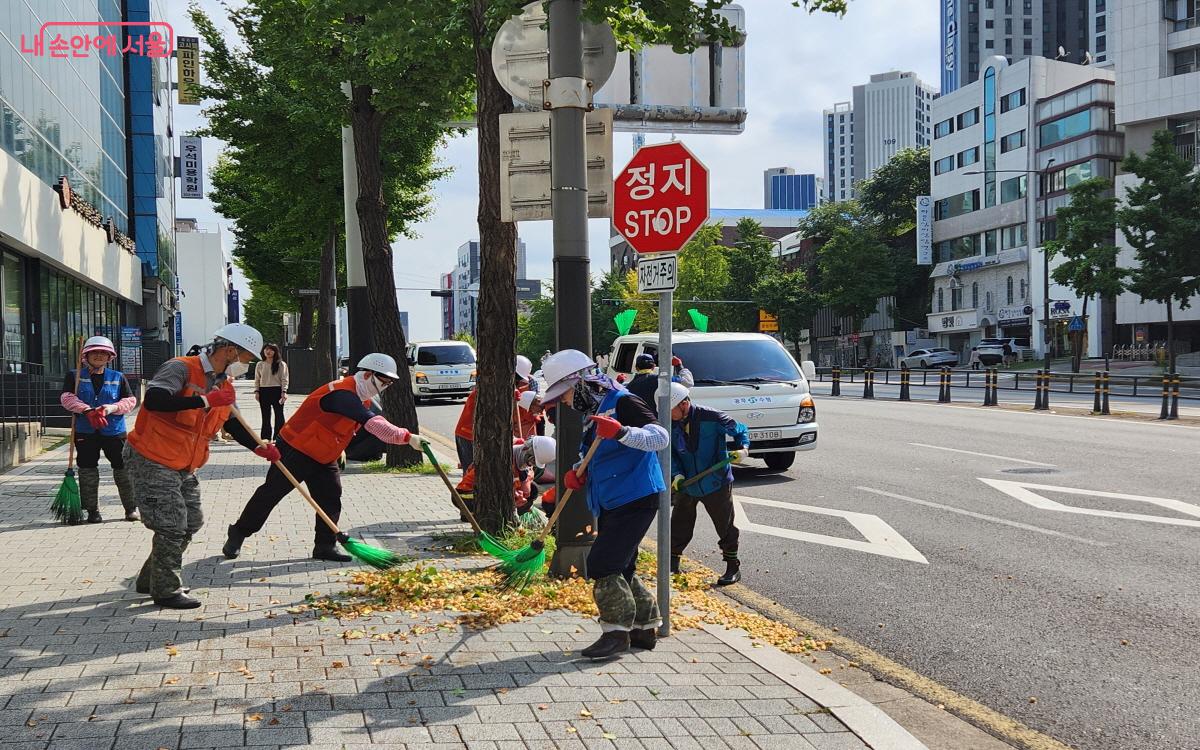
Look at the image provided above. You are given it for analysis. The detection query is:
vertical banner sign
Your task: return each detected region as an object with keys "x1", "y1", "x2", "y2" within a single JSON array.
[
  {"x1": 916, "y1": 195, "x2": 933, "y2": 265},
  {"x1": 227, "y1": 289, "x2": 240, "y2": 324},
  {"x1": 120, "y1": 326, "x2": 142, "y2": 378},
  {"x1": 177, "y1": 37, "x2": 201, "y2": 105},
  {"x1": 180, "y1": 136, "x2": 203, "y2": 199}
]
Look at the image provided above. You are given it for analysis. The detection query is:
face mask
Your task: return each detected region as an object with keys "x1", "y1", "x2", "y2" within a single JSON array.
[
  {"x1": 572, "y1": 379, "x2": 603, "y2": 416},
  {"x1": 225, "y1": 360, "x2": 249, "y2": 379},
  {"x1": 355, "y1": 371, "x2": 383, "y2": 402}
]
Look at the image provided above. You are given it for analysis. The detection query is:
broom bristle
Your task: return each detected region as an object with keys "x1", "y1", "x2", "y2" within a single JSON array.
[
  {"x1": 340, "y1": 537, "x2": 403, "y2": 570},
  {"x1": 50, "y1": 472, "x2": 82, "y2": 525},
  {"x1": 478, "y1": 532, "x2": 518, "y2": 560},
  {"x1": 500, "y1": 542, "x2": 547, "y2": 589}
]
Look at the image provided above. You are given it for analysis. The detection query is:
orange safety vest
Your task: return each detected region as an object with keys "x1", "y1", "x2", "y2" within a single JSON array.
[
  {"x1": 128, "y1": 357, "x2": 231, "y2": 472},
  {"x1": 279, "y1": 376, "x2": 369, "y2": 464}
]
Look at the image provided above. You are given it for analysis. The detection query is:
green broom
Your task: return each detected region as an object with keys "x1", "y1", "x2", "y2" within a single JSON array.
[
  {"x1": 50, "y1": 348, "x2": 85, "y2": 524},
  {"x1": 420, "y1": 440, "x2": 515, "y2": 561},
  {"x1": 229, "y1": 406, "x2": 402, "y2": 569},
  {"x1": 501, "y1": 438, "x2": 604, "y2": 588},
  {"x1": 672, "y1": 455, "x2": 736, "y2": 501}
]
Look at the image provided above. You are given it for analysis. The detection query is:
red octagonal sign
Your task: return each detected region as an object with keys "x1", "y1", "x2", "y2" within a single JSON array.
[{"x1": 614, "y1": 141, "x2": 709, "y2": 254}]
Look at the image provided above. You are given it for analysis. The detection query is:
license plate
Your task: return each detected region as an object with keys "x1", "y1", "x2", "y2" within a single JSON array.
[
  {"x1": 434, "y1": 383, "x2": 464, "y2": 390},
  {"x1": 749, "y1": 430, "x2": 781, "y2": 441}
]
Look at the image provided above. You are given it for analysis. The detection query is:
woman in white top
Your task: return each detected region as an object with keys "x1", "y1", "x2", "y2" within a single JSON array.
[{"x1": 254, "y1": 344, "x2": 289, "y2": 440}]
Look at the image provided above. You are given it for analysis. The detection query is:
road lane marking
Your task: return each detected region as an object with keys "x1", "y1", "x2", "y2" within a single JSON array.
[
  {"x1": 979, "y1": 478, "x2": 1200, "y2": 528},
  {"x1": 857, "y1": 486, "x2": 1107, "y2": 547},
  {"x1": 732, "y1": 495, "x2": 928, "y2": 564},
  {"x1": 908, "y1": 442, "x2": 1056, "y2": 467}
]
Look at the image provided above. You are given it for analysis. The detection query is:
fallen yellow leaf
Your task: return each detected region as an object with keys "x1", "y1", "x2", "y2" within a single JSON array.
[{"x1": 579, "y1": 709, "x2": 592, "y2": 717}]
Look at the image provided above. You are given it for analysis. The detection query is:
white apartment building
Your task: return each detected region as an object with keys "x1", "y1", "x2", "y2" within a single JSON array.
[
  {"x1": 1111, "y1": 0, "x2": 1200, "y2": 353},
  {"x1": 851, "y1": 71, "x2": 938, "y2": 183},
  {"x1": 175, "y1": 220, "x2": 230, "y2": 352},
  {"x1": 822, "y1": 103, "x2": 854, "y2": 202},
  {"x1": 928, "y1": 55, "x2": 1120, "y2": 362}
]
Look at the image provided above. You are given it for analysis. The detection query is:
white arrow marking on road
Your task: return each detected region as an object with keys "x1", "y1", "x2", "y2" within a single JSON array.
[
  {"x1": 979, "y1": 478, "x2": 1200, "y2": 528},
  {"x1": 732, "y1": 495, "x2": 928, "y2": 564}
]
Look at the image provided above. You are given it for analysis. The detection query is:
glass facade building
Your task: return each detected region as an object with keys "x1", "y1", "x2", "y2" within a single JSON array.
[{"x1": 767, "y1": 173, "x2": 819, "y2": 211}]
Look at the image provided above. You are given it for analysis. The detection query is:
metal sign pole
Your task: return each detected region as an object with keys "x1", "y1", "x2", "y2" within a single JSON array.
[{"x1": 656, "y1": 289, "x2": 673, "y2": 636}]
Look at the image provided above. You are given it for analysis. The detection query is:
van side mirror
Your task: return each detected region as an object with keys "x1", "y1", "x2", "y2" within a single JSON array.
[
  {"x1": 801, "y1": 361, "x2": 817, "y2": 381},
  {"x1": 407, "y1": 357, "x2": 416, "y2": 367}
]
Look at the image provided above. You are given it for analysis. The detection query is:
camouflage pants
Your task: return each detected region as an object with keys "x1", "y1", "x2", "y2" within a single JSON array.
[
  {"x1": 587, "y1": 494, "x2": 662, "y2": 632},
  {"x1": 123, "y1": 444, "x2": 203, "y2": 598},
  {"x1": 593, "y1": 573, "x2": 662, "y2": 632}
]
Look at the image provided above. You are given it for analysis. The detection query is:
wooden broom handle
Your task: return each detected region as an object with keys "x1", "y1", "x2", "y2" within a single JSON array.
[
  {"x1": 421, "y1": 441, "x2": 484, "y2": 536},
  {"x1": 66, "y1": 345, "x2": 86, "y2": 469},
  {"x1": 536, "y1": 437, "x2": 603, "y2": 544},
  {"x1": 228, "y1": 405, "x2": 343, "y2": 536}
]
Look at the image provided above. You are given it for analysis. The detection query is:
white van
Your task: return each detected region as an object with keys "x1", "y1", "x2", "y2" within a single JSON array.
[
  {"x1": 406, "y1": 340, "x2": 477, "y2": 403},
  {"x1": 606, "y1": 332, "x2": 818, "y2": 471}
]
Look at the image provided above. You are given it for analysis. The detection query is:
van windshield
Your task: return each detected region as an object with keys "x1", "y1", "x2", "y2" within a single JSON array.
[
  {"x1": 673, "y1": 339, "x2": 801, "y2": 383},
  {"x1": 416, "y1": 345, "x2": 475, "y2": 366}
]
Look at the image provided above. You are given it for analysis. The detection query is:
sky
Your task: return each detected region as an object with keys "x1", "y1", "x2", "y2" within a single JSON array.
[{"x1": 166, "y1": 1, "x2": 939, "y2": 342}]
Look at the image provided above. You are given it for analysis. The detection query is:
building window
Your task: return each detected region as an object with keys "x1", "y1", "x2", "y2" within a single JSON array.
[
  {"x1": 1096, "y1": 15, "x2": 1105, "y2": 32},
  {"x1": 1039, "y1": 109, "x2": 1093, "y2": 147},
  {"x1": 985, "y1": 229, "x2": 998, "y2": 256},
  {"x1": 1000, "y1": 89, "x2": 1026, "y2": 113},
  {"x1": 1020, "y1": 279, "x2": 1027, "y2": 300},
  {"x1": 936, "y1": 235, "x2": 981, "y2": 263},
  {"x1": 1096, "y1": 0, "x2": 1104, "y2": 10},
  {"x1": 935, "y1": 155, "x2": 956, "y2": 175},
  {"x1": 1024, "y1": 39, "x2": 1033, "y2": 55},
  {"x1": 1024, "y1": 18, "x2": 1033, "y2": 34},
  {"x1": 935, "y1": 189, "x2": 981, "y2": 220},
  {"x1": 1042, "y1": 161, "x2": 1096, "y2": 194},
  {"x1": 934, "y1": 118, "x2": 955, "y2": 138},
  {"x1": 957, "y1": 147, "x2": 980, "y2": 168},
  {"x1": 983, "y1": 67, "x2": 998, "y2": 207},
  {"x1": 937, "y1": 288, "x2": 944, "y2": 312},
  {"x1": 1006, "y1": 277, "x2": 1014, "y2": 304},
  {"x1": 958, "y1": 108, "x2": 980, "y2": 129},
  {"x1": 1000, "y1": 175, "x2": 1027, "y2": 203},
  {"x1": 985, "y1": 39, "x2": 994, "y2": 49},
  {"x1": 1173, "y1": 47, "x2": 1199, "y2": 75},
  {"x1": 952, "y1": 287, "x2": 964, "y2": 311},
  {"x1": 1005, "y1": 38, "x2": 1014, "y2": 56},
  {"x1": 1096, "y1": 35, "x2": 1106, "y2": 53},
  {"x1": 972, "y1": 282, "x2": 979, "y2": 309},
  {"x1": 1000, "y1": 130, "x2": 1026, "y2": 152},
  {"x1": 1001, "y1": 223, "x2": 1027, "y2": 249},
  {"x1": 1005, "y1": 18, "x2": 1013, "y2": 34},
  {"x1": 986, "y1": 291, "x2": 993, "y2": 311}
]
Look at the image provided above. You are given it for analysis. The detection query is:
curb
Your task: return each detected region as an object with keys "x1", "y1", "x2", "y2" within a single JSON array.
[{"x1": 702, "y1": 622, "x2": 929, "y2": 750}]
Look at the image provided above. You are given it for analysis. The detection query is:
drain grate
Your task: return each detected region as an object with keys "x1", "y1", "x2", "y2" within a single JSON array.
[{"x1": 999, "y1": 467, "x2": 1058, "y2": 475}]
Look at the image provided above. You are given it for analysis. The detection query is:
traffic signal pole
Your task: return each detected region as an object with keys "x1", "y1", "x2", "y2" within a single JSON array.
[{"x1": 546, "y1": 0, "x2": 595, "y2": 579}]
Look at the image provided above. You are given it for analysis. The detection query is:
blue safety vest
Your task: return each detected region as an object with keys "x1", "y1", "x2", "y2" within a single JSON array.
[
  {"x1": 73, "y1": 368, "x2": 128, "y2": 436},
  {"x1": 582, "y1": 389, "x2": 665, "y2": 515}
]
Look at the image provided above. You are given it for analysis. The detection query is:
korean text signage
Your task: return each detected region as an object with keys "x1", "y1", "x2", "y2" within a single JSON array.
[
  {"x1": 998, "y1": 306, "x2": 1029, "y2": 325},
  {"x1": 177, "y1": 36, "x2": 200, "y2": 105},
  {"x1": 614, "y1": 141, "x2": 709, "y2": 254},
  {"x1": 180, "y1": 136, "x2": 203, "y2": 199},
  {"x1": 19, "y1": 22, "x2": 174, "y2": 59},
  {"x1": 758, "y1": 310, "x2": 779, "y2": 333},
  {"x1": 916, "y1": 196, "x2": 933, "y2": 265},
  {"x1": 928, "y1": 310, "x2": 979, "y2": 333},
  {"x1": 637, "y1": 254, "x2": 677, "y2": 293}
]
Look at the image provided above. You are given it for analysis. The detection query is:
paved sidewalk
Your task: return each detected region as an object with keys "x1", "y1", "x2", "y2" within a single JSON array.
[{"x1": 0, "y1": 389, "x2": 1007, "y2": 749}]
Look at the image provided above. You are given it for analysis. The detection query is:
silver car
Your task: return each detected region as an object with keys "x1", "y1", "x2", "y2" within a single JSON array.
[{"x1": 900, "y1": 347, "x2": 959, "y2": 369}]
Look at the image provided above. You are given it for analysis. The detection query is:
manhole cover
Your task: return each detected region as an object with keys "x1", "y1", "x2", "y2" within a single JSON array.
[{"x1": 999, "y1": 467, "x2": 1058, "y2": 474}]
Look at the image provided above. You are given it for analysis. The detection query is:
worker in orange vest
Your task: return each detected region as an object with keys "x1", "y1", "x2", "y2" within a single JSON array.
[
  {"x1": 223, "y1": 353, "x2": 426, "y2": 563},
  {"x1": 125, "y1": 323, "x2": 277, "y2": 609},
  {"x1": 454, "y1": 435, "x2": 556, "y2": 515},
  {"x1": 454, "y1": 355, "x2": 537, "y2": 469}
]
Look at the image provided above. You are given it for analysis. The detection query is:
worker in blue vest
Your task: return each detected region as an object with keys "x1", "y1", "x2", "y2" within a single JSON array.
[
  {"x1": 59, "y1": 336, "x2": 139, "y2": 524},
  {"x1": 540, "y1": 348, "x2": 669, "y2": 660}
]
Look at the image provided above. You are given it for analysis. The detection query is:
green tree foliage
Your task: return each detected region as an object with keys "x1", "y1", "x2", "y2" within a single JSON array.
[
  {"x1": 516, "y1": 296, "x2": 556, "y2": 364},
  {"x1": 1118, "y1": 130, "x2": 1200, "y2": 372},
  {"x1": 723, "y1": 219, "x2": 778, "y2": 331},
  {"x1": 591, "y1": 270, "x2": 631, "y2": 357},
  {"x1": 753, "y1": 268, "x2": 820, "y2": 358},
  {"x1": 675, "y1": 225, "x2": 731, "y2": 329},
  {"x1": 817, "y1": 226, "x2": 893, "y2": 328},
  {"x1": 1044, "y1": 177, "x2": 1125, "y2": 372}
]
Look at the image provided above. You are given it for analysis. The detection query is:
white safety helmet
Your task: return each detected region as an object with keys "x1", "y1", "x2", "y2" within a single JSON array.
[
  {"x1": 665, "y1": 382, "x2": 690, "y2": 410},
  {"x1": 515, "y1": 355, "x2": 533, "y2": 382},
  {"x1": 213, "y1": 322, "x2": 263, "y2": 356},
  {"x1": 540, "y1": 349, "x2": 596, "y2": 404},
  {"x1": 517, "y1": 390, "x2": 540, "y2": 411},
  {"x1": 516, "y1": 435, "x2": 557, "y2": 468},
  {"x1": 357, "y1": 352, "x2": 400, "y2": 380},
  {"x1": 81, "y1": 336, "x2": 116, "y2": 357}
]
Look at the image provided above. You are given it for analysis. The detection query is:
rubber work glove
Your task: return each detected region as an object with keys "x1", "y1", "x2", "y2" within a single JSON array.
[
  {"x1": 730, "y1": 448, "x2": 750, "y2": 464},
  {"x1": 85, "y1": 409, "x2": 108, "y2": 430},
  {"x1": 589, "y1": 414, "x2": 626, "y2": 440},
  {"x1": 406, "y1": 433, "x2": 431, "y2": 449},
  {"x1": 254, "y1": 444, "x2": 282, "y2": 463},
  {"x1": 671, "y1": 356, "x2": 682, "y2": 368},
  {"x1": 671, "y1": 475, "x2": 685, "y2": 492},
  {"x1": 564, "y1": 465, "x2": 587, "y2": 491},
  {"x1": 204, "y1": 386, "x2": 237, "y2": 408}
]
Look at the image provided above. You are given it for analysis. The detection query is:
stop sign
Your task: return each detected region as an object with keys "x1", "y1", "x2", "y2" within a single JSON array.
[{"x1": 613, "y1": 141, "x2": 709, "y2": 254}]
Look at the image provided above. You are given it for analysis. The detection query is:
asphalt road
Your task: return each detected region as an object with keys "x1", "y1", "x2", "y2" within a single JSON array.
[{"x1": 415, "y1": 394, "x2": 1200, "y2": 750}]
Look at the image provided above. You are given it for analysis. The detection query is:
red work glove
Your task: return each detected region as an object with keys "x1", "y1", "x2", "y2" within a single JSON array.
[
  {"x1": 204, "y1": 386, "x2": 236, "y2": 408},
  {"x1": 589, "y1": 414, "x2": 625, "y2": 440},
  {"x1": 254, "y1": 444, "x2": 282, "y2": 463},
  {"x1": 564, "y1": 466, "x2": 587, "y2": 491},
  {"x1": 672, "y1": 356, "x2": 682, "y2": 368},
  {"x1": 85, "y1": 409, "x2": 108, "y2": 430}
]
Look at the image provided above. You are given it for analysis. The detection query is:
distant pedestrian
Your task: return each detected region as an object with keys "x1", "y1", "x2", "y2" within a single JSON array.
[{"x1": 254, "y1": 343, "x2": 289, "y2": 440}]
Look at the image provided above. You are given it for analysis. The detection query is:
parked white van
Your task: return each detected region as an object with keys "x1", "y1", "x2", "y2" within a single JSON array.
[
  {"x1": 406, "y1": 340, "x2": 477, "y2": 403},
  {"x1": 606, "y1": 332, "x2": 818, "y2": 471}
]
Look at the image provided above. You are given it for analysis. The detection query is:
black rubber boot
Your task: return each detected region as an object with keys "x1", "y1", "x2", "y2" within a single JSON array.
[
  {"x1": 670, "y1": 555, "x2": 680, "y2": 574},
  {"x1": 313, "y1": 546, "x2": 353, "y2": 563},
  {"x1": 86, "y1": 509, "x2": 103, "y2": 524},
  {"x1": 154, "y1": 593, "x2": 201, "y2": 609},
  {"x1": 137, "y1": 581, "x2": 188, "y2": 595},
  {"x1": 581, "y1": 631, "x2": 630, "y2": 660},
  {"x1": 629, "y1": 628, "x2": 657, "y2": 650},
  {"x1": 222, "y1": 526, "x2": 246, "y2": 560},
  {"x1": 716, "y1": 559, "x2": 741, "y2": 586}
]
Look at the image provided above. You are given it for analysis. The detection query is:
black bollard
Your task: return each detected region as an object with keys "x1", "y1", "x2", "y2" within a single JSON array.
[
  {"x1": 832, "y1": 366, "x2": 841, "y2": 397},
  {"x1": 1159, "y1": 374, "x2": 1170, "y2": 420},
  {"x1": 899, "y1": 366, "x2": 911, "y2": 401},
  {"x1": 863, "y1": 368, "x2": 873, "y2": 399},
  {"x1": 1101, "y1": 370, "x2": 1111, "y2": 415},
  {"x1": 1033, "y1": 370, "x2": 1045, "y2": 410},
  {"x1": 1043, "y1": 369, "x2": 1051, "y2": 410},
  {"x1": 1170, "y1": 373, "x2": 1181, "y2": 420},
  {"x1": 1093, "y1": 371, "x2": 1102, "y2": 413}
]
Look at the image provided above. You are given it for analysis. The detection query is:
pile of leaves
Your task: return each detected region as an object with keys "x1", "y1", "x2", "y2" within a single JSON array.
[{"x1": 307, "y1": 550, "x2": 829, "y2": 655}]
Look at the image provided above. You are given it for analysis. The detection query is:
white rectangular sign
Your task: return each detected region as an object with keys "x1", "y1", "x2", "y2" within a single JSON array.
[
  {"x1": 916, "y1": 195, "x2": 933, "y2": 265},
  {"x1": 637, "y1": 253, "x2": 677, "y2": 293},
  {"x1": 498, "y1": 109, "x2": 613, "y2": 222},
  {"x1": 180, "y1": 136, "x2": 203, "y2": 199}
]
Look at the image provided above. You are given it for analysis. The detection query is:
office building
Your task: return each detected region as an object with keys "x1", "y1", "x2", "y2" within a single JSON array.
[
  {"x1": 941, "y1": 0, "x2": 1104, "y2": 94},
  {"x1": 851, "y1": 71, "x2": 938, "y2": 184},
  {"x1": 1111, "y1": 0, "x2": 1200, "y2": 351},
  {"x1": 0, "y1": 1, "x2": 175, "y2": 383},
  {"x1": 175, "y1": 220, "x2": 229, "y2": 352},
  {"x1": 439, "y1": 272, "x2": 455, "y2": 340},
  {"x1": 763, "y1": 168, "x2": 820, "y2": 210},
  {"x1": 448, "y1": 238, "x2": 528, "y2": 339},
  {"x1": 928, "y1": 55, "x2": 1120, "y2": 361},
  {"x1": 822, "y1": 102, "x2": 855, "y2": 201}
]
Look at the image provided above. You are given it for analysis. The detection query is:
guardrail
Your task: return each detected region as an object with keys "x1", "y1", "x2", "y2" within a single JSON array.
[
  {"x1": 0, "y1": 359, "x2": 48, "y2": 436},
  {"x1": 814, "y1": 366, "x2": 1200, "y2": 402}
]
